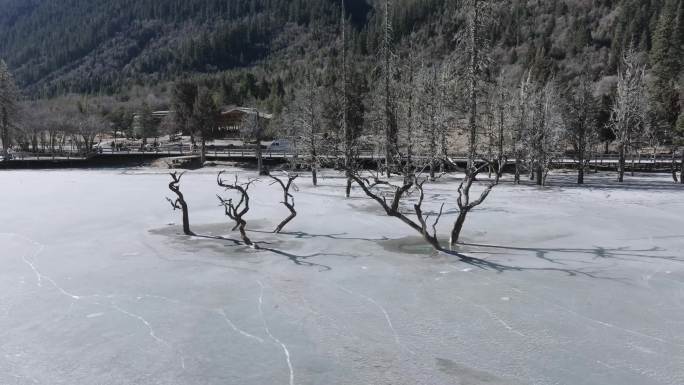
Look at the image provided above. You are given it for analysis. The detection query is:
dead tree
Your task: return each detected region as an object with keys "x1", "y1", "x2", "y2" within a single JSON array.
[
  {"x1": 450, "y1": 160, "x2": 504, "y2": 246},
  {"x1": 562, "y1": 74, "x2": 597, "y2": 185},
  {"x1": 269, "y1": 172, "x2": 299, "y2": 233},
  {"x1": 216, "y1": 171, "x2": 259, "y2": 247},
  {"x1": 166, "y1": 171, "x2": 194, "y2": 236},
  {"x1": 349, "y1": 169, "x2": 444, "y2": 250},
  {"x1": 611, "y1": 49, "x2": 646, "y2": 183}
]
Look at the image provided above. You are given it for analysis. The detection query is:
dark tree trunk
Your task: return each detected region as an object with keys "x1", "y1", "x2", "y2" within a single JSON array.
[
  {"x1": 680, "y1": 149, "x2": 684, "y2": 184},
  {"x1": 617, "y1": 144, "x2": 625, "y2": 183},
  {"x1": 167, "y1": 172, "x2": 194, "y2": 236},
  {"x1": 236, "y1": 219, "x2": 253, "y2": 245},
  {"x1": 577, "y1": 152, "x2": 585, "y2": 184},
  {"x1": 536, "y1": 164, "x2": 543, "y2": 186},
  {"x1": 200, "y1": 136, "x2": 206, "y2": 164},
  {"x1": 679, "y1": 148, "x2": 684, "y2": 184},
  {"x1": 345, "y1": 174, "x2": 352, "y2": 198},
  {"x1": 179, "y1": 202, "x2": 191, "y2": 235},
  {"x1": 269, "y1": 173, "x2": 299, "y2": 233},
  {"x1": 256, "y1": 139, "x2": 265, "y2": 175},
  {"x1": 1, "y1": 106, "x2": 10, "y2": 161},
  {"x1": 450, "y1": 209, "x2": 469, "y2": 247}
]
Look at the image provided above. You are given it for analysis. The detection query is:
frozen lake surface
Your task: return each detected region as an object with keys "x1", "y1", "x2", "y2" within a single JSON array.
[{"x1": 1, "y1": 168, "x2": 683, "y2": 385}]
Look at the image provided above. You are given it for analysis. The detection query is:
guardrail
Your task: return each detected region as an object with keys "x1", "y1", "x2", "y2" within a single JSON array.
[{"x1": 4, "y1": 147, "x2": 680, "y2": 168}]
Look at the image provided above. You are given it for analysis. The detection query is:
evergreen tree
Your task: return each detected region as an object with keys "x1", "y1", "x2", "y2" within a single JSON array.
[
  {"x1": 192, "y1": 86, "x2": 221, "y2": 163},
  {"x1": 649, "y1": 0, "x2": 682, "y2": 180}
]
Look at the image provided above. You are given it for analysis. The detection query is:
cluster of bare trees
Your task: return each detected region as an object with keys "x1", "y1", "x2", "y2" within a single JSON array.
[
  {"x1": 273, "y1": 0, "x2": 683, "y2": 190},
  {"x1": 166, "y1": 170, "x2": 300, "y2": 246},
  {"x1": 0, "y1": 89, "x2": 121, "y2": 157}
]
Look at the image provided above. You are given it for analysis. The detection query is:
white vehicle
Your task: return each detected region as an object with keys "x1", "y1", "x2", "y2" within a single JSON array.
[{"x1": 267, "y1": 139, "x2": 291, "y2": 153}]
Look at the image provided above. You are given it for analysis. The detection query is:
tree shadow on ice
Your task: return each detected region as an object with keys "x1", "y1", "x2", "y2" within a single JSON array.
[
  {"x1": 194, "y1": 234, "x2": 344, "y2": 271},
  {"x1": 461, "y1": 243, "x2": 684, "y2": 264},
  {"x1": 543, "y1": 173, "x2": 684, "y2": 192},
  {"x1": 250, "y1": 229, "x2": 393, "y2": 242},
  {"x1": 384, "y1": 236, "x2": 627, "y2": 279},
  {"x1": 442, "y1": 250, "x2": 610, "y2": 279},
  {"x1": 151, "y1": 225, "x2": 343, "y2": 271}
]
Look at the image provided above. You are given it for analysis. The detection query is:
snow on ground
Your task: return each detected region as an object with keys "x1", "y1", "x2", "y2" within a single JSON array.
[{"x1": 0, "y1": 167, "x2": 683, "y2": 385}]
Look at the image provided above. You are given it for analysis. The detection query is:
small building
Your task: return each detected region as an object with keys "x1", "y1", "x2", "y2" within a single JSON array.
[
  {"x1": 218, "y1": 106, "x2": 273, "y2": 137},
  {"x1": 133, "y1": 106, "x2": 272, "y2": 138}
]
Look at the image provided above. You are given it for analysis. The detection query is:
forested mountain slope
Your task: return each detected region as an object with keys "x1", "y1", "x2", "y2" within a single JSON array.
[{"x1": 0, "y1": 0, "x2": 681, "y2": 97}]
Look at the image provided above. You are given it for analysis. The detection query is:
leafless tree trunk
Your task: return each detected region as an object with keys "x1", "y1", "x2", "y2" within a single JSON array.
[
  {"x1": 166, "y1": 172, "x2": 194, "y2": 236},
  {"x1": 563, "y1": 74, "x2": 596, "y2": 185},
  {"x1": 269, "y1": 172, "x2": 299, "y2": 233},
  {"x1": 671, "y1": 148, "x2": 679, "y2": 183},
  {"x1": 381, "y1": 0, "x2": 398, "y2": 177},
  {"x1": 340, "y1": 0, "x2": 354, "y2": 197},
  {"x1": 217, "y1": 171, "x2": 259, "y2": 247},
  {"x1": 449, "y1": 160, "x2": 505, "y2": 247},
  {"x1": 349, "y1": 170, "x2": 443, "y2": 250},
  {"x1": 680, "y1": 149, "x2": 684, "y2": 184},
  {"x1": 282, "y1": 70, "x2": 321, "y2": 186},
  {"x1": 1, "y1": 106, "x2": 10, "y2": 160},
  {"x1": 466, "y1": 2, "x2": 480, "y2": 173},
  {"x1": 611, "y1": 49, "x2": 646, "y2": 183}
]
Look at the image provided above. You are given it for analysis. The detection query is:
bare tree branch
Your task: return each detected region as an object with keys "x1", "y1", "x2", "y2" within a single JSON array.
[
  {"x1": 217, "y1": 171, "x2": 259, "y2": 247},
  {"x1": 166, "y1": 171, "x2": 193, "y2": 236}
]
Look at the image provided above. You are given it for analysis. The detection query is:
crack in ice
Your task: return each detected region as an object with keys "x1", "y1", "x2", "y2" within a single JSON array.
[
  {"x1": 257, "y1": 280, "x2": 294, "y2": 385},
  {"x1": 466, "y1": 269, "x2": 683, "y2": 348},
  {"x1": 217, "y1": 309, "x2": 264, "y2": 344},
  {"x1": 338, "y1": 285, "x2": 415, "y2": 354},
  {"x1": 111, "y1": 303, "x2": 168, "y2": 345},
  {"x1": 475, "y1": 304, "x2": 525, "y2": 337},
  {"x1": 2, "y1": 233, "x2": 190, "y2": 371},
  {"x1": 4, "y1": 233, "x2": 81, "y2": 300}
]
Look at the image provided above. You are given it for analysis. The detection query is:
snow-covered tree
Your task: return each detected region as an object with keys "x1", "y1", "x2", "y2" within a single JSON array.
[
  {"x1": 281, "y1": 70, "x2": 322, "y2": 186},
  {"x1": 562, "y1": 74, "x2": 598, "y2": 184},
  {"x1": 611, "y1": 50, "x2": 646, "y2": 183}
]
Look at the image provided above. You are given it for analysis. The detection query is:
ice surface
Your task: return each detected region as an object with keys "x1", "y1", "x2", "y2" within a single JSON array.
[{"x1": 0, "y1": 168, "x2": 683, "y2": 385}]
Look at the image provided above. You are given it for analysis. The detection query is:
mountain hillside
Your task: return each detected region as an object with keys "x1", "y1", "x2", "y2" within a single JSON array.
[{"x1": 0, "y1": 0, "x2": 681, "y2": 97}]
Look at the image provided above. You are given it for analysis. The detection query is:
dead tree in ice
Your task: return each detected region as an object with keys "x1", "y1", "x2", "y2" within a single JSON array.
[
  {"x1": 166, "y1": 171, "x2": 194, "y2": 236},
  {"x1": 610, "y1": 49, "x2": 646, "y2": 183},
  {"x1": 449, "y1": 160, "x2": 504, "y2": 246},
  {"x1": 349, "y1": 169, "x2": 444, "y2": 250},
  {"x1": 268, "y1": 172, "x2": 299, "y2": 233},
  {"x1": 216, "y1": 171, "x2": 259, "y2": 247},
  {"x1": 349, "y1": 159, "x2": 504, "y2": 250}
]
